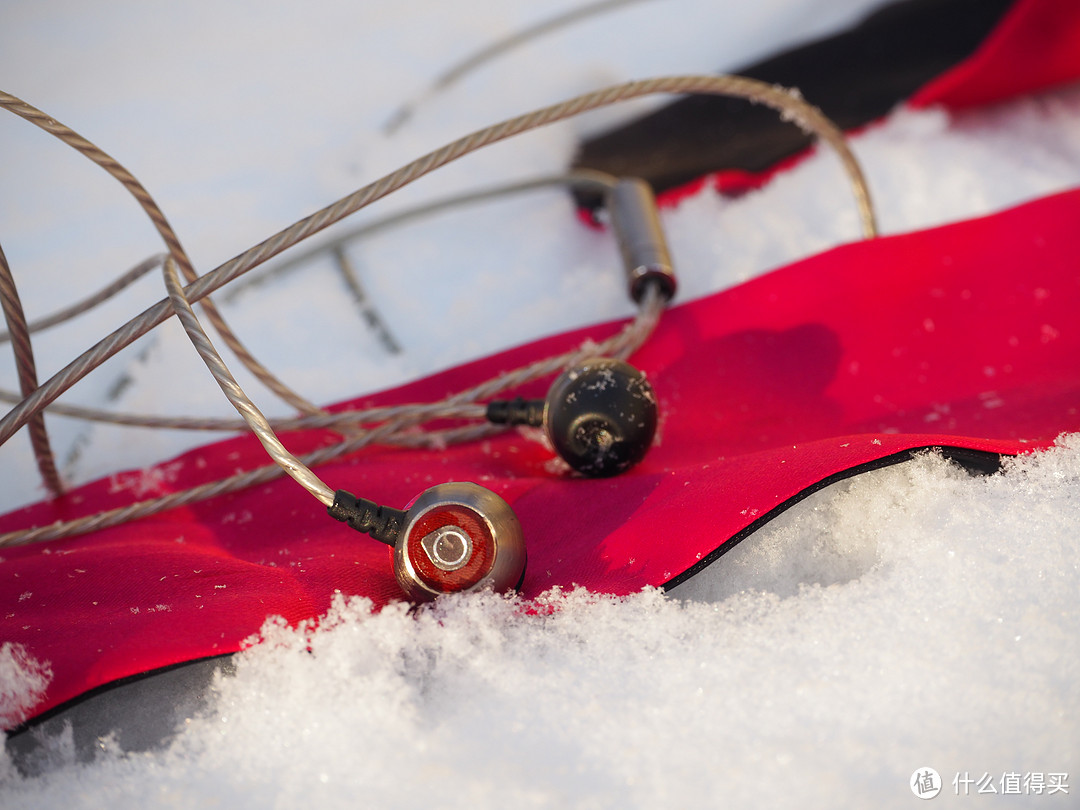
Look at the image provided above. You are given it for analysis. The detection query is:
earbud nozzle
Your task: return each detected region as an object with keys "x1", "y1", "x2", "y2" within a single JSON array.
[
  {"x1": 544, "y1": 358, "x2": 657, "y2": 477},
  {"x1": 394, "y1": 482, "x2": 526, "y2": 600}
]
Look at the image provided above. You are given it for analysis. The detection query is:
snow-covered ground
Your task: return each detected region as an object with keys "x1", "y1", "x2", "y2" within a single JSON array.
[{"x1": 1, "y1": 1, "x2": 1078, "y2": 806}]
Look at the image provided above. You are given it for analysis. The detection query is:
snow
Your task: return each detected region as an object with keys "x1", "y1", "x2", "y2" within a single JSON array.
[
  {"x1": 1, "y1": 0, "x2": 1079, "y2": 806},
  {"x1": 0, "y1": 645, "x2": 51, "y2": 733},
  {"x1": 2, "y1": 446, "x2": 1078, "y2": 807}
]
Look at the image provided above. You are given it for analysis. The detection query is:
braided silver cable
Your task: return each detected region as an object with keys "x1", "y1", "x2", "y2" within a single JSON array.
[
  {"x1": 226, "y1": 169, "x2": 619, "y2": 300},
  {"x1": 162, "y1": 256, "x2": 335, "y2": 506},
  {"x1": 0, "y1": 75, "x2": 875, "y2": 448},
  {"x1": 444, "y1": 287, "x2": 662, "y2": 405},
  {"x1": 0, "y1": 415, "x2": 502, "y2": 547},
  {"x1": 0, "y1": 254, "x2": 165, "y2": 343},
  {"x1": 0, "y1": 227, "x2": 658, "y2": 545},
  {"x1": 0, "y1": 90, "x2": 324, "y2": 418},
  {"x1": 609, "y1": 281, "x2": 664, "y2": 361},
  {"x1": 182, "y1": 75, "x2": 875, "y2": 301},
  {"x1": 0, "y1": 389, "x2": 485, "y2": 431},
  {"x1": 0, "y1": 291, "x2": 657, "y2": 548},
  {"x1": 0, "y1": 171, "x2": 627, "y2": 438},
  {"x1": 0, "y1": 241, "x2": 63, "y2": 495},
  {"x1": 0, "y1": 300, "x2": 652, "y2": 433}
]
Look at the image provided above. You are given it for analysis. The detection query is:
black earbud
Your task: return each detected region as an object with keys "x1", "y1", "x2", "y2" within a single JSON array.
[
  {"x1": 329, "y1": 482, "x2": 526, "y2": 601},
  {"x1": 487, "y1": 357, "x2": 658, "y2": 477}
]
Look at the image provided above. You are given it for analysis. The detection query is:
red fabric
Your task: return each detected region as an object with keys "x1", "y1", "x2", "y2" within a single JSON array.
[
  {"x1": 2, "y1": 187, "x2": 1079, "y2": 726},
  {"x1": 910, "y1": 0, "x2": 1080, "y2": 109}
]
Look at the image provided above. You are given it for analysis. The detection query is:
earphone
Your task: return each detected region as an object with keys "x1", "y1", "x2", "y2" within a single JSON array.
[
  {"x1": 0, "y1": 77, "x2": 875, "y2": 603},
  {"x1": 331, "y1": 355, "x2": 660, "y2": 599},
  {"x1": 328, "y1": 352, "x2": 663, "y2": 599},
  {"x1": 329, "y1": 482, "x2": 527, "y2": 600},
  {"x1": 327, "y1": 178, "x2": 673, "y2": 600},
  {"x1": 486, "y1": 356, "x2": 659, "y2": 477},
  {"x1": 328, "y1": 356, "x2": 661, "y2": 599}
]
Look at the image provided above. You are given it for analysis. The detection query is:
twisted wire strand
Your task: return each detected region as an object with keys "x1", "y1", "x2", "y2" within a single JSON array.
[
  {"x1": 0, "y1": 75, "x2": 875, "y2": 450},
  {"x1": 443, "y1": 284, "x2": 662, "y2": 407},
  {"x1": 0, "y1": 90, "x2": 323, "y2": 418},
  {"x1": 0, "y1": 419, "x2": 504, "y2": 548},
  {"x1": 161, "y1": 256, "x2": 335, "y2": 506},
  {"x1": 0, "y1": 75, "x2": 875, "y2": 547},
  {"x1": 0, "y1": 242, "x2": 63, "y2": 495},
  {"x1": 0, "y1": 287, "x2": 658, "y2": 434},
  {"x1": 224, "y1": 169, "x2": 619, "y2": 300},
  {"x1": 0, "y1": 389, "x2": 485, "y2": 431},
  {"x1": 0, "y1": 171, "x2": 621, "y2": 434},
  {"x1": 0, "y1": 284, "x2": 660, "y2": 434},
  {"x1": 0, "y1": 254, "x2": 165, "y2": 343},
  {"x1": 609, "y1": 281, "x2": 664, "y2": 361},
  {"x1": 0, "y1": 170, "x2": 660, "y2": 545},
  {"x1": 0, "y1": 290, "x2": 660, "y2": 547}
]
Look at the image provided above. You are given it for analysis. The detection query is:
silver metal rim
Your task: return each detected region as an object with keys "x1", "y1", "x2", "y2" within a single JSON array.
[{"x1": 393, "y1": 482, "x2": 526, "y2": 600}]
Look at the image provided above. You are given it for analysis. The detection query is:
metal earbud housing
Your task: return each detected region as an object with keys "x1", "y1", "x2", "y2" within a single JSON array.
[
  {"x1": 543, "y1": 357, "x2": 658, "y2": 477},
  {"x1": 393, "y1": 481, "x2": 526, "y2": 601}
]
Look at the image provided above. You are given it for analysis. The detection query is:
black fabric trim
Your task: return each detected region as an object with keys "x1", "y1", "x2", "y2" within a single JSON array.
[
  {"x1": 662, "y1": 445, "x2": 1005, "y2": 591},
  {"x1": 4, "y1": 654, "x2": 235, "y2": 774},
  {"x1": 572, "y1": 0, "x2": 1016, "y2": 209}
]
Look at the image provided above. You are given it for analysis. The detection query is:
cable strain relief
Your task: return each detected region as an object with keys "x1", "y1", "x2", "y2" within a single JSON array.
[
  {"x1": 328, "y1": 490, "x2": 406, "y2": 546},
  {"x1": 485, "y1": 397, "x2": 545, "y2": 427}
]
